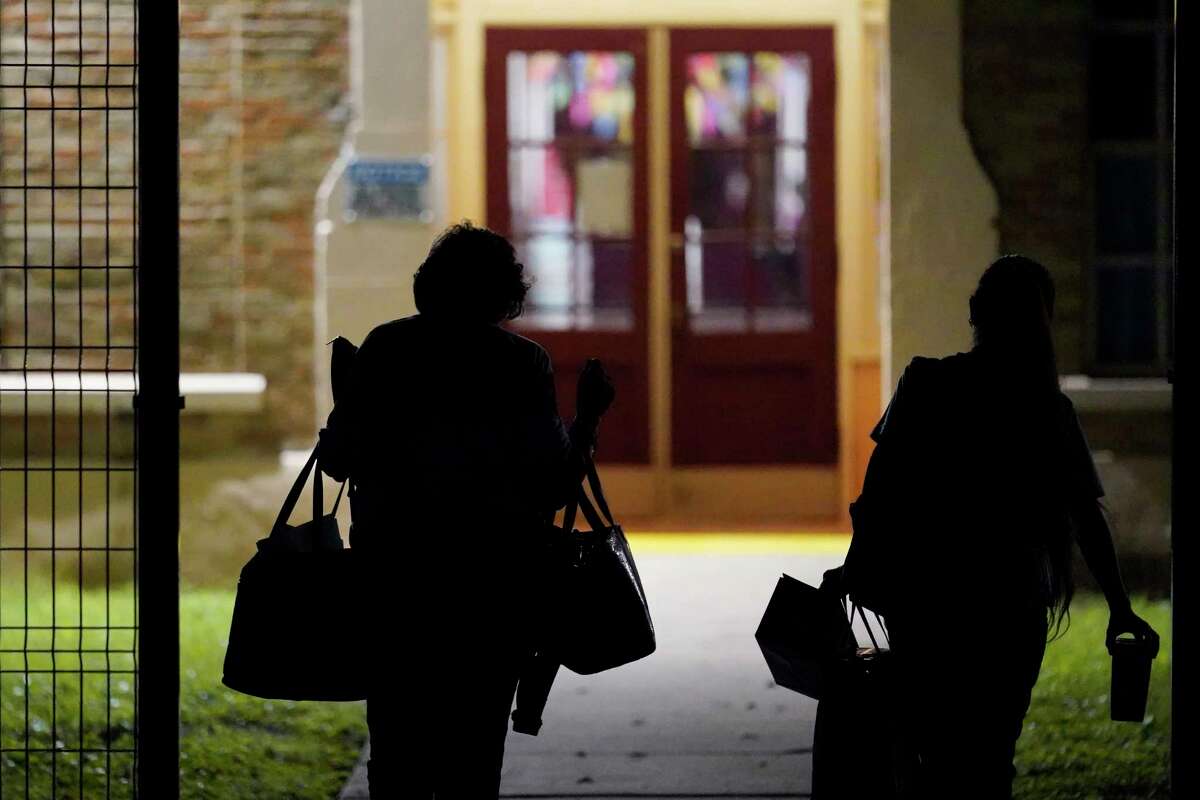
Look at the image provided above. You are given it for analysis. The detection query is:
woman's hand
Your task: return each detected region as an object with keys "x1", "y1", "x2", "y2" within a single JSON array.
[
  {"x1": 819, "y1": 565, "x2": 847, "y2": 598},
  {"x1": 1106, "y1": 603, "x2": 1161, "y2": 656},
  {"x1": 577, "y1": 358, "x2": 615, "y2": 422}
]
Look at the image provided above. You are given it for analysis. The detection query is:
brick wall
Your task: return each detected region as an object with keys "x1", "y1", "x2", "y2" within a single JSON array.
[
  {"x1": 0, "y1": 0, "x2": 138, "y2": 375},
  {"x1": 961, "y1": 0, "x2": 1089, "y2": 373},
  {"x1": 1, "y1": 0, "x2": 350, "y2": 449}
]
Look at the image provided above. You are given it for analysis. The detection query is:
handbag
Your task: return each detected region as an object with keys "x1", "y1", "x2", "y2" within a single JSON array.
[
  {"x1": 811, "y1": 601, "x2": 913, "y2": 800},
  {"x1": 755, "y1": 574, "x2": 857, "y2": 700},
  {"x1": 546, "y1": 460, "x2": 656, "y2": 676},
  {"x1": 222, "y1": 444, "x2": 368, "y2": 701}
]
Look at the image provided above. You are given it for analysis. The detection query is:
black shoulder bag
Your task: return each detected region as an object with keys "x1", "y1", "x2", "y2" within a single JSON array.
[
  {"x1": 550, "y1": 459, "x2": 656, "y2": 675},
  {"x1": 512, "y1": 459, "x2": 656, "y2": 735},
  {"x1": 222, "y1": 444, "x2": 368, "y2": 701}
]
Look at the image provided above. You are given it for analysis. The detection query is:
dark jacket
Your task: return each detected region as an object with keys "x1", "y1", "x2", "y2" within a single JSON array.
[
  {"x1": 846, "y1": 351, "x2": 1103, "y2": 619},
  {"x1": 320, "y1": 314, "x2": 591, "y2": 548}
]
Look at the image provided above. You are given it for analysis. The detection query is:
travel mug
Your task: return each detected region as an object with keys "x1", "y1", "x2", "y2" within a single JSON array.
[{"x1": 1110, "y1": 636, "x2": 1157, "y2": 722}]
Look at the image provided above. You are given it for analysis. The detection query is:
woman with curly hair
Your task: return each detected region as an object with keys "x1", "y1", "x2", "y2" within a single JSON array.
[{"x1": 322, "y1": 222, "x2": 615, "y2": 797}]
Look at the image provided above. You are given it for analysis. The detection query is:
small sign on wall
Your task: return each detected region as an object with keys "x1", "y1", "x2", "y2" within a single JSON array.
[{"x1": 344, "y1": 156, "x2": 433, "y2": 222}]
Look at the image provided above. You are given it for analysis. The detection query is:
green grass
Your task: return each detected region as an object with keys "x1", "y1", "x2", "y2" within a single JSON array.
[
  {"x1": 1014, "y1": 595, "x2": 1171, "y2": 799},
  {"x1": 0, "y1": 583, "x2": 1171, "y2": 798},
  {"x1": 0, "y1": 587, "x2": 367, "y2": 800},
  {"x1": 0, "y1": 454, "x2": 283, "y2": 588}
]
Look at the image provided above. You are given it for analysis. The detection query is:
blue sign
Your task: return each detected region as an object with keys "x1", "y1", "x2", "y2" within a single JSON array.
[{"x1": 345, "y1": 156, "x2": 432, "y2": 221}]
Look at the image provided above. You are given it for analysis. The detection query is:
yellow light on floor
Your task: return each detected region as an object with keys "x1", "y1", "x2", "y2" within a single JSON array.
[{"x1": 624, "y1": 531, "x2": 850, "y2": 554}]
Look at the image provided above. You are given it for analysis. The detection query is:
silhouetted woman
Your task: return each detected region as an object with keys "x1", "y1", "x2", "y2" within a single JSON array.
[
  {"x1": 829, "y1": 255, "x2": 1158, "y2": 799},
  {"x1": 320, "y1": 222, "x2": 614, "y2": 798}
]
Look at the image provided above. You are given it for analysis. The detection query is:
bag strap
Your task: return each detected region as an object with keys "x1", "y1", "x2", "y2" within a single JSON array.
[
  {"x1": 562, "y1": 461, "x2": 610, "y2": 534},
  {"x1": 331, "y1": 478, "x2": 347, "y2": 515},
  {"x1": 312, "y1": 450, "x2": 349, "y2": 520},
  {"x1": 272, "y1": 445, "x2": 319, "y2": 536},
  {"x1": 563, "y1": 485, "x2": 607, "y2": 534},
  {"x1": 584, "y1": 459, "x2": 616, "y2": 527},
  {"x1": 270, "y1": 444, "x2": 348, "y2": 537},
  {"x1": 843, "y1": 597, "x2": 890, "y2": 650}
]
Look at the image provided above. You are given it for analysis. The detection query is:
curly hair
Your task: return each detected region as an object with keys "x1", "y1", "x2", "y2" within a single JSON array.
[{"x1": 412, "y1": 222, "x2": 531, "y2": 322}]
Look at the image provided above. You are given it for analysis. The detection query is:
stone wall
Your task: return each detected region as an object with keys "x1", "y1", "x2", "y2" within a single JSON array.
[
  {"x1": 0, "y1": 1, "x2": 138, "y2": 374},
  {"x1": 887, "y1": 0, "x2": 999, "y2": 378},
  {"x1": 961, "y1": 0, "x2": 1089, "y2": 374},
  {"x1": 1, "y1": 0, "x2": 350, "y2": 450}
]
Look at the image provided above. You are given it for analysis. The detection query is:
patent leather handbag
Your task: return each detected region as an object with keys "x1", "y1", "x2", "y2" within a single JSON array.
[
  {"x1": 547, "y1": 460, "x2": 656, "y2": 676},
  {"x1": 222, "y1": 444, "x2": 367, "y2": 701}
]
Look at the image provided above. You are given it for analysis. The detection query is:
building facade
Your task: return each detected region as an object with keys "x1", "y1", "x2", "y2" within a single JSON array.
[{"x1": 0, "y1": 0, "x2": 1169, "y2": 547}]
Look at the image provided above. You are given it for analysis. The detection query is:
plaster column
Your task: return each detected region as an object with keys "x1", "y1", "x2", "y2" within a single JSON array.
[
  {"x1": 313, "y1": 0, "x2": 437, "y2": 426},
  {"x1": 887, "y1": 0, "x2": 998, "y2": 386}
]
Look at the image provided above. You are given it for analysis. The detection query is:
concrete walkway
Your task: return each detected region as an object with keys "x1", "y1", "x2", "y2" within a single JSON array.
[{"x1": 339, "y1": 546, "x2": 844, "y2": 798}]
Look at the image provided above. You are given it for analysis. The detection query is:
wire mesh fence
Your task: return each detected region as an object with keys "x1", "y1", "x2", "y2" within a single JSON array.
[{"x1": 1, "y1": 2, "x2": 141, "y2": 797}]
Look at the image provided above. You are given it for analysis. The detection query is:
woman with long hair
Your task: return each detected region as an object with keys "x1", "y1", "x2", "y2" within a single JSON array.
[{"x1": 827, "y1": 255, "x2": 1158, "y2": 798}]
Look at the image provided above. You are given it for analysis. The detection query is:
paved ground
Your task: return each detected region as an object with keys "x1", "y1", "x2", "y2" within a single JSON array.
[{"x1": 340, "y1": 544, "x2": 845, "y2": 799}]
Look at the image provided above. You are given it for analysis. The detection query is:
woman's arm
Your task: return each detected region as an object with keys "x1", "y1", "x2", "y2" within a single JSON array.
[
  {"x1": 1072, "y1": 499, "x2": 1129, "y2": 610},
  {"x1": 525, "y1": 355, "x2": 614, "y2": 512},
  {"x1": 1072, "y1": 498, "x2": 1159, "y2": 652}
]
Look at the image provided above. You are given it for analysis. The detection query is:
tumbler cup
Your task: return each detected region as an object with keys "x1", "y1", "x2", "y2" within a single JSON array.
[{"x1": 1110, "y1": 635, "x2": 1156, "y2": 722}]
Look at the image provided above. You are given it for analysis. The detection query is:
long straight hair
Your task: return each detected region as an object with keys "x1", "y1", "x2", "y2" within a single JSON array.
[{"x1": 969, "y1": 255, "x2": 1074, "y2": 637}]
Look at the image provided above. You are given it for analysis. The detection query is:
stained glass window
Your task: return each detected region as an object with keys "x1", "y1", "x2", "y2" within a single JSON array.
[
  {"x1": 506, "y1": 51, "x2": 636, "y2": 331},
  {"x1": 683, "y1": 52, "x2": 812, "y2": 333}
]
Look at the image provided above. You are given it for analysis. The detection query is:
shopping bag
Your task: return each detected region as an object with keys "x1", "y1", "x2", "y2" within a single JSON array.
[
  {"x1": 755, "y1": 574, "x2": 857, "y2": 700},
  {"x1": 222, "y1": 445, "x2": 368, "y2": 701},
  {"x1": 546, "y1": 460, "x2": 656, "y2": 676},
  {"x1": 812, "y1": 602, "x2": 912, "y2": 799}
]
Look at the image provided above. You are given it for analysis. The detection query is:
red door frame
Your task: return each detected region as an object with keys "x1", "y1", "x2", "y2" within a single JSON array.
[
  {"x1": 485, "y1": 28, "x2": 651, "y2": 463},
  {"x1": 668, "y1": 27, "x2": 838, "y2": 465}
]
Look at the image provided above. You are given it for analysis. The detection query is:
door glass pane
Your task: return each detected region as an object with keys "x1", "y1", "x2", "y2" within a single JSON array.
[
  {"x1": 689, "y1": 150, "x2": 748, "y2": 229},
  {"x1": 506, "y1": 50, "x2": 636, "y2": 331},
  {"x1": 749, "y1": 52, "x2": 810, "y2": 140},
  {"x1": 507, "y1": 51, "x2": 635, "y2": 143},
  {"x1": 509, "y1": 146, "x2": 573, "y2": 234},
  {"x1": 517, "y1": 235, "x2": 633, "y2": 331},
  {"x1": 751, "y1": 145, "x2": 807, "y2": 234},
  {"x1": 575, "y1": 154, "x2": 632, "y2": 237},
  {"x1": 684, "y1": 51, "x2": 813, "y2": 334},
  {"x1": 752, "y1": 238, "x2": 810, "y2": 318},
  {"x1": 685, "y1": 228, "x2": 747, "y2": 319},
  {"x1": 521, "y1": 232, "x2": 574, "y2": 320},
  {"x1": 685, "y1": 53, "x2": 750, "y2": 144}
]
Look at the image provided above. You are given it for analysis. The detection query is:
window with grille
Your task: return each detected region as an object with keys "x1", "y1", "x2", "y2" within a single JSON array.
[{"x1": 1087, "y1": 0, "x2": 1174, "y2": 374}]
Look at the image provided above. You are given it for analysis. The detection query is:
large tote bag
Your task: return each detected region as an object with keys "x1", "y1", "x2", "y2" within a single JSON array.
[
  {"x1": 222, "y1": 445, "x2": 368, "y2": 701},
  {"x1": 549, "y1": 461, "x2": 656, "y2": 675}
]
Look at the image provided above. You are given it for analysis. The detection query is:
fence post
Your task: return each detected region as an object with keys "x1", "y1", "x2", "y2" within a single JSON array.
[
  {"x1": 1172, "y1": 1, "x2": 1190, "y2": 796},
  {"x1": 136, "y1": 1, "x2": 182, "y2": 797}
]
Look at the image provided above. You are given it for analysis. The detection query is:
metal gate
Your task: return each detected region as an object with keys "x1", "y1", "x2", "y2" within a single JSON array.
[{"x1": 0, "y1": 2, "x2": 179, "y2": 797}]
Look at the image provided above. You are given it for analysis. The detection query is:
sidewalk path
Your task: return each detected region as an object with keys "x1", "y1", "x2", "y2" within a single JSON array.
[{"x1": 339, "y1": 544, "x2": 844, "y2": 798}]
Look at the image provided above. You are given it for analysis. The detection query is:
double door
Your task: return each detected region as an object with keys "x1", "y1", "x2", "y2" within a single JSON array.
[{"x1": 485, "y1": 27, "x2": 837, "y2": 468}]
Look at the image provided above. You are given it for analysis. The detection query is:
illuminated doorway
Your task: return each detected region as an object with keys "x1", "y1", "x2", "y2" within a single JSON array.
[{"x1": 485, "y1": 27, "x2": 839, "y2": 492}]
